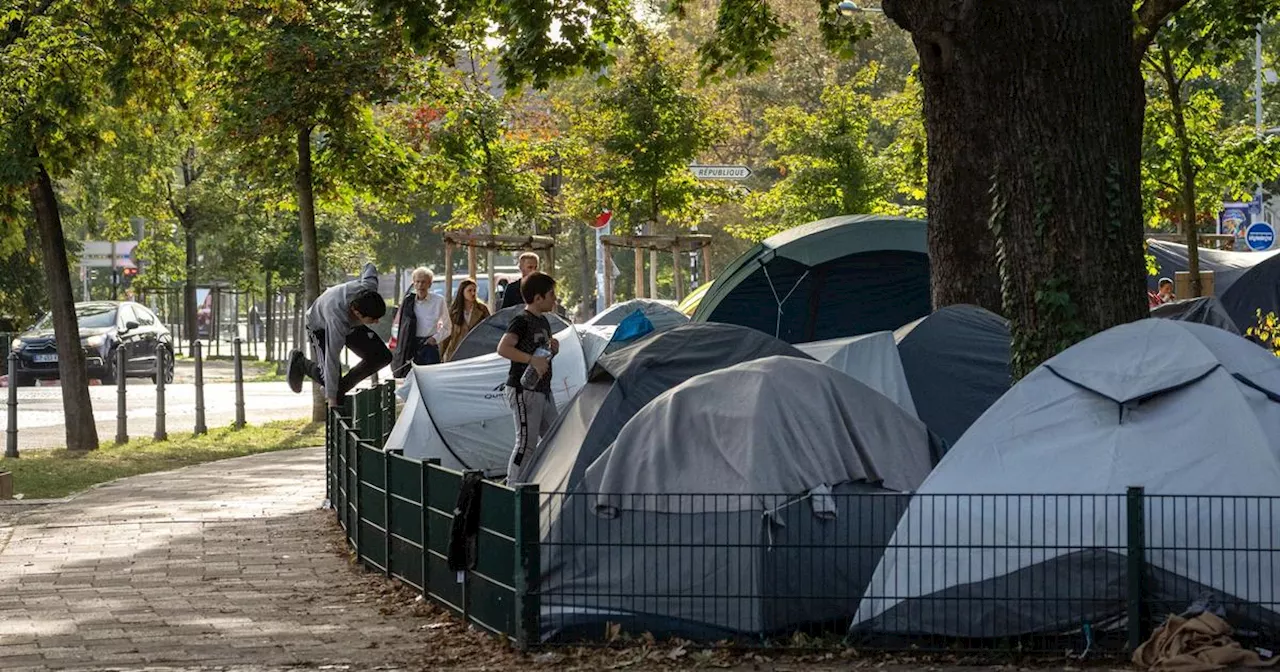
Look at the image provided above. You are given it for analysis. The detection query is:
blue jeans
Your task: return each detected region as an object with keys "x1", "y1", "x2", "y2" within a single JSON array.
[{"x1": 412, "y1": 339, "x2": 441, "y2": 366}]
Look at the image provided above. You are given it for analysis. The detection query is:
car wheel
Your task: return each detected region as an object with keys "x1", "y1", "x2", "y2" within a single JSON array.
[
  {"x1": 153, "y1": 346, "x2": 174, "y2": 384},
  {"x1": 12, "y1": 373, "x2": 34, "y2": 387},
  {"x1": 100, "y1": 351, "x2": 118, "y2": 385}
]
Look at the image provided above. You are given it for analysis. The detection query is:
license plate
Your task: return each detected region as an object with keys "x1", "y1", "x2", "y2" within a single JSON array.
[{"x1": 32, "y1": 353, "x2": 57, "y2": 363}]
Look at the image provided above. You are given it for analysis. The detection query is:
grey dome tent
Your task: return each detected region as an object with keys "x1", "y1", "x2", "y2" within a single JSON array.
[
  {"x1": 851, "y1": 320, "x2": 1280, "y2": 641},
  {"x1": 520, "y1": 322, "x2": 811, "y2": 493},
  {"x1": 448, "y1": 305, "x2": 570, "y2": 362},
  {"x1": 541, "y1": 357, "x2": 938, "y2": 641},
  {"x1": 893, "y1": 305, "x2": 1011, "y2": 446},
  {"x1": 797, "y1": 332, "x2": 918, "y2": 418},
  {"x1": 1144, "y1": 239, "x2": 1278, "y2": 294},
  {"x1": 692, "y1": 215, "x2": 930, "y2": 343},
  {"x1": 1149, "y1": 296, "x2": 1240, "y2": 334},
  {"x1": 1220, "y1": 253, "x2": 1280, "y2": 331}
]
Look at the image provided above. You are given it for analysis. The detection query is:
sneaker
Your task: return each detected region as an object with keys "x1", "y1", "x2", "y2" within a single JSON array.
[{"x1": 287, "y1": 350, "x2": 306, "y2": 393}]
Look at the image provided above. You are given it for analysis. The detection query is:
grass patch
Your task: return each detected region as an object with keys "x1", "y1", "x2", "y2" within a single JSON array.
[{"x1": 0, "y1": 419, "x2": 323, "y2": 500}]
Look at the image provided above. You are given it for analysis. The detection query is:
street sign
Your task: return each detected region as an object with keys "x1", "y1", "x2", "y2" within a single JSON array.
[
  {"x1": 1247, "y1": 222, "x2": 1276, "y2": 251},
  {"x1": 690, "y1": 164, "x2": 752, "y2": 180},
  {"x1": 81, "y1": 240, "x2": 138, "y2": 268},
  {"x1": 591, "y1": 209, "x2": 613, "y2": 230}
]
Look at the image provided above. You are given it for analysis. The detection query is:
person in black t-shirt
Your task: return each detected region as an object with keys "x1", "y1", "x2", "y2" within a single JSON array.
[{"x1": 496, "y1": 272, "x2": 561, "y2": 482}]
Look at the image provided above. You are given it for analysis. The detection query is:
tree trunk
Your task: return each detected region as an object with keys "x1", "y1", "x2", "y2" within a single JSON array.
[
  {"x1": 914, "y1": 52, "x2": 1003, "y2": 314},
  {"x1": 296, "y1": 125, "x2": 325, "y2": 421},
  {"x1": 1161, "y1": 48, "x2": 1201, "y2": 297},
  {"x1": 29, "y1": 161, "x2": 99, "y2": 451},
  {"x1": 887, "y1": 0, "x2": 1148, "y2": 379}
]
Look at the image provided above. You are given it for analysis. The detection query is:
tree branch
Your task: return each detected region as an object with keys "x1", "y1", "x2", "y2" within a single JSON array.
[
  {"x1": 1133, "y1": 0, "x2": 1195, "y2": 61},
  {"x1": 1, "y1": 0, "x2": 57, "y2": 50}
]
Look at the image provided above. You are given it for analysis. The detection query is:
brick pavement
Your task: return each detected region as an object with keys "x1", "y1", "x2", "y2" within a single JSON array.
[{"x1": 0, "y1": 448, "x2": 440, "y2": 671}]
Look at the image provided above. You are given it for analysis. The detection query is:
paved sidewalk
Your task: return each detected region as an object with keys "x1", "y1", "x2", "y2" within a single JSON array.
[{"x1": 0, "y1": 448, "x2": 437, "y2": 671}]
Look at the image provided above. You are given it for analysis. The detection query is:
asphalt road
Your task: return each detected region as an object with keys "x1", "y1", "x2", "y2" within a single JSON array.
[{"x1": 0, "y1": 379, "x2": 319, "y2": 451}]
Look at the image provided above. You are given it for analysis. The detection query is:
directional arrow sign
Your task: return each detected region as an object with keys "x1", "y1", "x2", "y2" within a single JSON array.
[{"x1": 690, "y1": 164, "x2": 752, "y2": 180}]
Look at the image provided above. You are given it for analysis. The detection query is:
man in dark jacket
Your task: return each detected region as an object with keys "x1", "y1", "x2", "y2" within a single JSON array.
[
  {"x1": 500, "y1": 252, "x2": 541, "y2": 309},
  {"x1": 389, "y1": 267, "x2": 450, "y2": 378}
]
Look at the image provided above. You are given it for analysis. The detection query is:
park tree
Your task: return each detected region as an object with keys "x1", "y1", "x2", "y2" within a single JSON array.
[
  {"x1": 651, "y1": 0, "x2": 1280, "y2": 377},
  {"x1": 0, "y1": 0, "x2": 203, "y2": 450},
  {"x1": 741, "y1": 63, "x2": 893, "y2": 240},
  {"x1": 212, "y1": 0, "x2": 422, "y2": 418},
  {"x1": 1142, "y1": 2, "x2": 1280, "y2": 297}
]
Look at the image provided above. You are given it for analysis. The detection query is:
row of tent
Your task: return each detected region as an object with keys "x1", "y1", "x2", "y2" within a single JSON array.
[
  {"x1": 532, "y1": 317, "x2": 1280, "y2": 642},
  {"x1": 385, "y1": 289, "x2": 1260, "y2": 641}
]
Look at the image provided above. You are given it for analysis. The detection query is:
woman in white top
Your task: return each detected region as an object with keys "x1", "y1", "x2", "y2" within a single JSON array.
[{"x1": 389, "y1": 267, "x2": 451, "y2": 376}]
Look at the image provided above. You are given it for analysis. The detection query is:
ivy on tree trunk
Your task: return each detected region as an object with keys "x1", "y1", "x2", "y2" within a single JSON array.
[{"x1": 886, "y1": 0, "x2": 1150, "y2": 379}]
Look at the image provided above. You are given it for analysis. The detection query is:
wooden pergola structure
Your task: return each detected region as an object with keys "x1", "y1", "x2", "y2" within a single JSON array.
[
  {"x1": 601, "y1": 233, "x2": 713, "y2": 304},
  {"x1": 442, "y1": 232, "x2": 555, "y2": 308}
]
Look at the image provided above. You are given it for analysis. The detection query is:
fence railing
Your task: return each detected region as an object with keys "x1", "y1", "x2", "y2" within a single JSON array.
[
  {"x1": 326, "y1": 387, "x2": 1280, "y2": 654},
  {"x1": 327, "y1": 383, "x2": 539, "y2": 649}
]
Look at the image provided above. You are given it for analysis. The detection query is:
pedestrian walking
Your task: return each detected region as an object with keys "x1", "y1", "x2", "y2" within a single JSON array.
[
  {"x1": 389, "y1": 267, "x2": 451, "y2": 378},
  {"x1": 496, "y1": 272, "x2": 560, "y2": 482},
  {"x1": 287, "y1": 262, "x2": 390, "y2": 408},
  {"x1": 440, "y1": 278, "x2": 490, "y2": 362}
]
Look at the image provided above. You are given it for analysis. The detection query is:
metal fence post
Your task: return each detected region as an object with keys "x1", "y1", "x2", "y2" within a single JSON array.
[
  {"x1": 233, "y1": 337, "x2": 245, "y2": 430},
  {"x1": 513, "y1": 483, "x2": 541, "y2": 651},
  {"x1": 115, "y1": 347, "x2": 128, "y2": 445},
  {"x1": 194, "y1": 340, "x2": 207, "y2": 435},
  {"x1": 154, "y1": 345, "x2": 167, "y2": 441},
  {"x1": 421, "y1": 457, "x2": 441, "y2": 602},
  {"x1": 5, "y1": 351, "x2": 17, "y2": 459},
  {"x1": 383, "y1": 451, "x2": 392, "y2": 578},
  {"x1": 1126, "y1": 486, "x2": 1147, "y2": 651}
]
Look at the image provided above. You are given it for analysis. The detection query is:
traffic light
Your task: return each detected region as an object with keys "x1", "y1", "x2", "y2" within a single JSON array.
[{"x1": 123, "y1": 267, "x2": 138, "y2": 278}]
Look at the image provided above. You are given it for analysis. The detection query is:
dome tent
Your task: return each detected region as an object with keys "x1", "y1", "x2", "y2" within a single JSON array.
[
  {"x1": 797, "y1": 332, "x2": 918, "y2": 418},
  {"x1": 384, "y1": 325, "x2": 587, "y2": 476},
  {"x1": 893, "y1": 305, "x2": 1011, "y2": 446},
  {"x1": 586, "y1": 298, "x2": 686, "y2": 329},
  {"x1": 1220, "y1": 253, "x2": 1280, "y2": 331},
  {"x1": 1145, "y1": 239, "x2": 1278, "y2": 295},
  {"x1": 448, "y1": 305, "x2": 570, "y2": 362},
  {"x1": 1149, "y1": 296, "x2": 1240, "y2": 334},
  {"x1": 520, "y1": 323, "x2": 812, "y2": 494},
  {"x1": 693, "y1": 215, "x2": 930, "y2": 343},
  {"x1": 541, "y1": 357, "x2": 939, "y2": 641},
  {"x1": 851, "y1": 320, "x2": 1280, "y2": 641}
]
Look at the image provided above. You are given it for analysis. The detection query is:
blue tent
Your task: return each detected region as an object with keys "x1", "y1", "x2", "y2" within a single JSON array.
[{"x1": 692, "y1": 215, "x2": 931, "y2": 343}]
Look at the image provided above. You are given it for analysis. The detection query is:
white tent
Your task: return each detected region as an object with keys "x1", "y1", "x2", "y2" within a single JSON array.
[
  {"x1": 797, "y1": 332, "x2": 918, "y2": 418},
  {"x1": 385, "y1": 325, "x2": 588, "y2": 476},
  {"x1": 851, "y1": 320, "x2": 1280, "y2": 639}
]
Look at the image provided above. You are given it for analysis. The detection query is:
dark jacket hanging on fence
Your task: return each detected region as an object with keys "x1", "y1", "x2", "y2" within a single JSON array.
[{"x1": 447, "y1": 471, "x2": 484, "y2": 572}]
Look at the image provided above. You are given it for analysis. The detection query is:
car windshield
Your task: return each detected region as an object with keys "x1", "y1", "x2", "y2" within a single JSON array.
[{"x1": 34, "y1": 305, "x2": 117, "y2": 330}]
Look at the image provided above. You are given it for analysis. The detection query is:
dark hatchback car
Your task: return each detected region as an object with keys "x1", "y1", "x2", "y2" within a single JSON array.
[{"x1": 9, "y1": 301, "x2": 174, "y2": 386}]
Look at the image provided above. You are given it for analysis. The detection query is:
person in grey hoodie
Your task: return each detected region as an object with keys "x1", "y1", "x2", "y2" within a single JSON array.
[{"x1": 287, "y1": 262, "x2": 390, "y2": 408}]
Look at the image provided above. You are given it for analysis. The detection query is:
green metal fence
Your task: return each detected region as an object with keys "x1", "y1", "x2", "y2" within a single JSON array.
[
  {"x1": 326, "y1": 383, "x2": 540, "y2": 649},
  {"x1": 324, "y1": 384, "x2": 1280, "y2": 655}
]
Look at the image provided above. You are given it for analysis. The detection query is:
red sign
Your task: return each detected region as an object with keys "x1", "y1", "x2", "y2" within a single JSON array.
[{"x1": 591, "y1": 209, "x2": 613, "y2": 230}]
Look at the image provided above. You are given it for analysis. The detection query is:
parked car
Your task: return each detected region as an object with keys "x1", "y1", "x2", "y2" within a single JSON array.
[{"x1": 8, "y1": 301, "x2": 174, "y2": 386}]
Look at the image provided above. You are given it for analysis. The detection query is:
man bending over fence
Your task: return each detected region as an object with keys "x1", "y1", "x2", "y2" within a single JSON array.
[{"x1": 288, "y1": 262, "x2": 390, "y2": 408}]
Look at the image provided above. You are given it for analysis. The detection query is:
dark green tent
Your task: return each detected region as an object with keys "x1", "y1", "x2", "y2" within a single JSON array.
[{"x1": 692, "y1": 215, "x2": 931, "y2": 343}]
